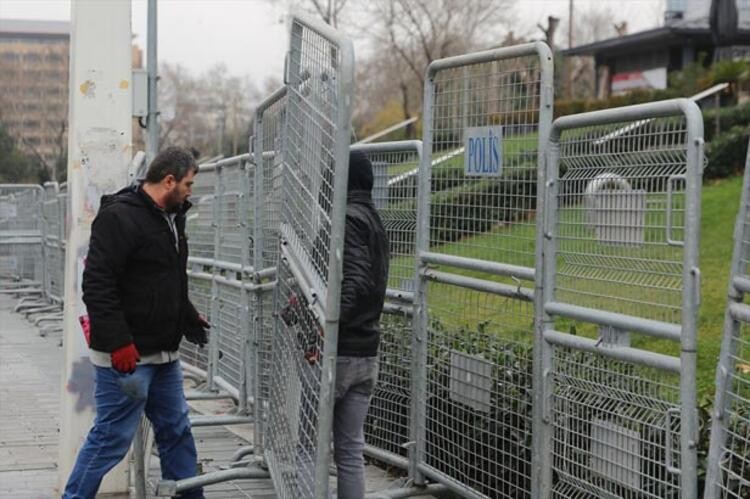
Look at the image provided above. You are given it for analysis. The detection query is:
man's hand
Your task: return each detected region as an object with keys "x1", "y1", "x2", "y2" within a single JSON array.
[
  {"x1": 280, "y1": 293, "x2": 299, "y2": 326},
  {"x1": 185, "y1": 314, "x2": 209, "y2": 348},
  {"x1": 111, "y1": 343, "x2": 140, "y2": 374},
  {"x1": 197, "y1": 314, "x2": 210, "y2": 329}
]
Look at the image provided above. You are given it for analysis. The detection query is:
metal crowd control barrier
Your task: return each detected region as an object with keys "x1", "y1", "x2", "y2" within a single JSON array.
[
  {"x1": 411, "y1": 42, "x2": 553, "y2": 498},
  {"x1": 537, "y1": 99, "x2": 704, "y2": 498},
  {"x1": 264, "y1": 12, "x2": 354, "y2": 499},
  {"x1": 160, "y1": 85, "x2": 291, "y2": 497},
  {"x1": 252, "y1": 85, "x2": 287, "y2": 459},
  {"x1": 179, "y1": 153, "x2": 256, "y2": 420},
  {"x1": 0, "y1": 182, "x2": 66, "y2": 334},
  {"x1": 350, "y1": 140, "x2": 422, "y2": 472},
  {"x1": 41, "y1": 182, "x2": 64, "y2": 305},
  {"x1": 704, "y1": 138, "x2": 750, "y2": 499},
  {"x1": 0, "y1": 184, "x2": 45, "y2": 292}
]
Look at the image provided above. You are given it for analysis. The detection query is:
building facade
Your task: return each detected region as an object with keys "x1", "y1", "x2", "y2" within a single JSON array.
[
  {"x1": 0, "y1": 19, "x2": 70, "y2": 178},
  {"x1": 0, "y1": 19, "x2": 144, "y2": 179},
  {"x1": 564, "y1": 0, "x2": 750, "y2": 97}
]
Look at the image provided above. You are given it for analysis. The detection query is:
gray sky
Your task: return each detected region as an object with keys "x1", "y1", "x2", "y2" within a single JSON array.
[{"x1": 0, "y1": 0, "x2": 666, "y2": 88}]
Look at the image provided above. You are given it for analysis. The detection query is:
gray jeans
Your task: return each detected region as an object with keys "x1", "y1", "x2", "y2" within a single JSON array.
[{"x1": 333, "y1": 356, "x2": 379, "y2": 499}]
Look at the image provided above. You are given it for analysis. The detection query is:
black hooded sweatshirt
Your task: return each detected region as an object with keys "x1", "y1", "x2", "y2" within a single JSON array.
[
  {"x1": 82, "y1": 185, "x2": 203, "y2": 355},
  {"x1": 338, "y1": 151, "x2": 390, "y2": 357}
]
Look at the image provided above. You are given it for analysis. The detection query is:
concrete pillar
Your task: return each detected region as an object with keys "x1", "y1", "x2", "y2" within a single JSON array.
[{"x1": 57, "y1": 0, "x2": 133, "y2": 494}]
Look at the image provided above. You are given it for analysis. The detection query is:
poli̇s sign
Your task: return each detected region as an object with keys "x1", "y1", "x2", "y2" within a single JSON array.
[{"x1": 464, "y1": 126, "x2": 503, "y2": 176}]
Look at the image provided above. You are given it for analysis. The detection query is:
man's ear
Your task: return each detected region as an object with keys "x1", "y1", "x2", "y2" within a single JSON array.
[{"x1": 164, "y1": 174, "x2": 176, "y2": 189}]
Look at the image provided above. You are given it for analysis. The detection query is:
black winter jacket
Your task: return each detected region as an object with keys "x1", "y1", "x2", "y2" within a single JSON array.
[
  {"x1": 82, "y1": 185, "x2": 203, "y2": 354},
  {"x1": 337, "y1": 190, "x2": 390, "y2": 357}
]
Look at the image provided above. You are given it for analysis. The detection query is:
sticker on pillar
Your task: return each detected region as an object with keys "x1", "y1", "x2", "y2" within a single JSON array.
[{"x1": 464, "y1": 126, "x2": 502, "y2": 177}]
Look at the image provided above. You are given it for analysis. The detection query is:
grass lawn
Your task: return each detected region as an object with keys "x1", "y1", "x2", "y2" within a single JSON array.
[
  {"x1": 695, "y1": 175, "x2": 742, "y2": 396},
  {"x1": 393, "y1": 174, "x2": 743, "y2": 398}
]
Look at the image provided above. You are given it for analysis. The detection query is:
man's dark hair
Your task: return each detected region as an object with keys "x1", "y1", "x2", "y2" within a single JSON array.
[{"x1": 145, "y1": 146, "x2": 199, "y2": 183}]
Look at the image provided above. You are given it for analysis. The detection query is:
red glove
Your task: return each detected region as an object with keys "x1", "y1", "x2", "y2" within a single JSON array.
[{"x1": 111, "y1": 343, "x2": 140, "y2": 374}]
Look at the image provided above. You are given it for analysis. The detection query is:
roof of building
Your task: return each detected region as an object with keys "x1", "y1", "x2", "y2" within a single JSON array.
[
  {"x1": 563, "y1": 15, "x2": 750, "y2": 57},
  {"x1": 0, "y1": 18, "x2": 69, "y2": 37}
]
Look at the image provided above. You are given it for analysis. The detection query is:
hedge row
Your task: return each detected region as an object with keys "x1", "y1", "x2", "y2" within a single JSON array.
[
  {"x1": 705, "y1": 124, "x2": 750, "y2": 180},
  {"x1": 702, "y1": 103, "x2": 750, "y2": 142},
  {"x1": 366, "y1": 314, "x2": 749, "y2": 497}
]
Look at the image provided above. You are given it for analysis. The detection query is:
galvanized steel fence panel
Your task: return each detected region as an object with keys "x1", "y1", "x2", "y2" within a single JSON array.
[
  {"x1": 181, "y1": 154, "x2": 254, "y2": 400},
  {"x1": 252, "y1": 85, "x2": 288, "y2": 456},
  {"x1": 350, "y1": 141, "x2": 422, "y2": 469},
  {"x1": 0, "y1": 184, "x2": 45, "y2": 283},
  {"x1": 41, "y1": 182, "x2": 65, "y2": 303},
  {"x1": 264, "y1": 13, "x2": 354, "y2": 499},
  {"x1": 705, "y1": 138, "x2": 750, "y2": 499},
  {"x1": 538, "y1": 100, "x2": 704, "y2": 499},
  {"x1": 413, "y1": 43, "x2": 554, "y2": 498}
]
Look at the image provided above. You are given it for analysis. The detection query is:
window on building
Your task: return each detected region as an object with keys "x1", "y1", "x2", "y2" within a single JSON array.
[
  {"x1": 23, "y1": 53, "x2": 42, "y2": 63},
  {"x1": 43, "y1": 70, "x2": 64, "y2": 80}
]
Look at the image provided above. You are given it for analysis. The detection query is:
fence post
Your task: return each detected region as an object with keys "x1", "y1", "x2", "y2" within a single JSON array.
[{"x1": 207, "y1": 165, "x2": 223, "y2": 392}]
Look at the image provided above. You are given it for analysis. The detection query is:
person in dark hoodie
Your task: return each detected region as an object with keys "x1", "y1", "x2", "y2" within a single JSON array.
[
  {"x1": 332, "y1": 149, "x2": 389, "y2": 498},
  {"x1": 62, "y1": 146, "x2": 208, "y2": 499}
]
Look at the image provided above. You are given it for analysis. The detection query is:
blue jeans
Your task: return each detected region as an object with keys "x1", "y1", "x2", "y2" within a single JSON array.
[
  {"x1": 333, "y1": 356, "x2": 378, "y2": 499},
  {"x1": 62, "y1": 361, "x2": 203, "y2": 499}
]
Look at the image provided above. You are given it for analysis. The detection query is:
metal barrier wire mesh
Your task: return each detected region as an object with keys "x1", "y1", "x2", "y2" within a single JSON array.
[
  {"x1": 187, "y1": 168, "x2": 217, "y2": 260},
  {"x1": 216, "y1": 280, "x2": 244, "y2": 389},
  {"x1": 542, "y1": 105, "x2": 701, "y2": 499},
  {"x1": 554, "y1": 119, "x2": 689, "y2": 324},
  {"x1": 550, "y1": 348, "x2": 682, "y2": 499},
  {"x1": 415, "y1": 45, "x2": 551, "y2": 498},
  {"x1": 0, "y1": 185, "x2": 45, "y2": 282},
  {"x1": 705, "y1": 139, "x2": 750, "y2": 499},
  {"x1": 265, "y1": 14, "x2": 353, "y2": 499},
  {"x1": 182, "y1": 270, "x2": 210, "y2": 370},
  {"x1": 713, "y1": 323, "x2": 750, "y2": 499},
  {"x1": 423, "y1": 282, "x2": 534, "y2": 497},
  {"x1": 428, "y1": 61, "x2": 541, "y2": 267},
  {"x1": 268, "y1": 265, "x2": 325, "y2": 498},
  {"x1": 253, "y1": 87, "x2": 288, "y2": 454},
  {"x1": 278, "y1": 23, "x2": 342, "y2": 293},
  {"x1": 182, "y1": 158, "x2": 252, "y2": 376},
  {"x1": 42, "y1": 183, "x2": 64, "y2": 303},
  {"x1": 217, "y1": 161, "x2": 249, "y2": 265},
  {"x1": 351, "y1": 142, "x2": 421, "y2": 465}
]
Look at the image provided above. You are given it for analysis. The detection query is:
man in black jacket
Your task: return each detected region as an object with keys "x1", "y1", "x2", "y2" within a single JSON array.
[
  {"x1": 63, "y1": 147, "x2": 208, "y2": 499},
  {"x1": 332, "y1": 150, "x2": 389, "y2": 498}
]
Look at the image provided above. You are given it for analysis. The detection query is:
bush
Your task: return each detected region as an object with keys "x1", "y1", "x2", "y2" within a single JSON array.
[
  {"x1": 705, "y1": 124, "x2": 750, "y2": 180},
  {"x1": 429, "y1": 167, "x2": 537, "y2": 244},
  {"x1": 703, "y1": 103, "x2": 750, "y2": 142}
]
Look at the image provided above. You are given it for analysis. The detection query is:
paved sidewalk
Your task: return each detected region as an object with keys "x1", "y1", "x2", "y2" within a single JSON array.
[
  {"x1": 0, "y1": 294, "x2": 62, "y2": 498},
  {"x1": 0, "y1": 294, "x2": 406, "y2": 498}
]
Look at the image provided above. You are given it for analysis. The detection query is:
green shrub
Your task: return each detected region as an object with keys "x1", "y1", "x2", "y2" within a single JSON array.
[
  {"x1": 429, "y1": 167, "x2": 537, "y2": 244},
  {"x1": 703, "y1": 103, "x2": 750, "y2": 142},
  {"x1": 705, "y1": 124, "x2": 750, "y2": 179}
]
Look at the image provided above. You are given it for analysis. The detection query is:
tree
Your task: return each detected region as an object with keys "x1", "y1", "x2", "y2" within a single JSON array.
[
  {"x1": 158, "y1": 63, "x2": 261, "y2": 158},
  {"x1": 268, "y1": 0, "x2": 517, "y2": 138},
  {"x1": 562, "y1": 6, "x2": 620, "y2": 99},
  {"x1": 0, "y1": 124, "x2": 45, "y2": 183},
  {"x1": 356, "y1": 0, "x2": 516, "y2": 137}
]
